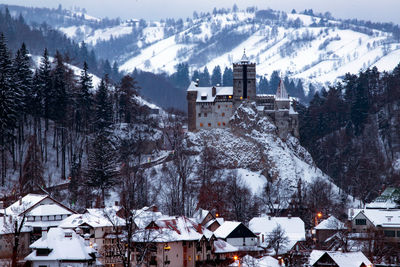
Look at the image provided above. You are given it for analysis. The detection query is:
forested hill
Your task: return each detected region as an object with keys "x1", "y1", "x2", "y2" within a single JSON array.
[{"x1": 299, "y1": 63, "x2": 400, "y2": 204}]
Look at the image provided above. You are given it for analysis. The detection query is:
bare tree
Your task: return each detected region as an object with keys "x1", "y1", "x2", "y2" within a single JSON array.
[{"x1": 267, "y1": 225, "x2": 289, "y2": 256}]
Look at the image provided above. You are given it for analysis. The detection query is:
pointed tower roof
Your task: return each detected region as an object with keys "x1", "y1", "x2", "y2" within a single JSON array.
[
  {"x1": 241, "y1": 48, "x2": 249, "y2": 63},
  {"x1": 276, "y1": 79, "x2": 289, "y2": 100}
]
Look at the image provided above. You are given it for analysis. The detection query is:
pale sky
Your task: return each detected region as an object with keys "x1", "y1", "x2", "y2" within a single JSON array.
[{"x1": 1, "y1": 0, "x2": 399, "y2": 24}]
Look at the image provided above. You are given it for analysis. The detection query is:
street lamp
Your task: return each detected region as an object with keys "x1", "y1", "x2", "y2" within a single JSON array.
[{"x1": 233, "y1": 255, "x2": 240, "y2": 266}]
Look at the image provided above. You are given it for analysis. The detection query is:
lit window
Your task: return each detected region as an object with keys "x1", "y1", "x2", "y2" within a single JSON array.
[
  {"x1": 230, "y1": 105, "x2": 232, "y2": 108},
  {"x1": 222, "y1": 113, "x2": 225, "y2": 117},
  {"x1": 222, "y1": 122, "x2": 226, "y2": 126},
  {"x1": 200, "y1": 123, "x2": 203, "y2": 127},
  {"x1": 218, "y1": 122, "x2": 221, "y2": 126},
  {"x1": 240, "y1": 96, "x2": 243, "y2": 100},
  {"x1": 208, "y1": 123, "x2": 211, "y2": 127},
  {"x1": 228, "y1": 95, "x2": 232, "y2": 99}
]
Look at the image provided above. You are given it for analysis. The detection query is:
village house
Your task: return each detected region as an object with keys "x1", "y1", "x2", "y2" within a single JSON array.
[
  {"x1": 214, "y1": 221, "x2": 261, "y2": 255},
  {"x1": 310, "y1": 250, "x2": 372, "y2": 267},
  {"x1": 349, "y1": 208, "x2": 400, "y2": 242},
  {"x1": 314, "y1": 216, "x2": 347, "y2": 244},
  {"x1": 365, "y1": 187, "x2": 400, "y2": 209},
  {"x1": 249, "y1": 216, "x2": 306, "y2": 255},
  {"x1": 187, "y1": 51, "x2": 299, "y2": 139},
  {"x1": 25, "y1": 227, "x2": 97, "y2": 267}
]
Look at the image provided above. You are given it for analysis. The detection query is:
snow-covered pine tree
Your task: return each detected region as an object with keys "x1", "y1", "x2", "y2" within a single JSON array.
[
  {"x1": 20, "y1": 134, "x2": 44, "y2": 194},
  {"x1": 0, "y1": 33, "x2": 18, "y2": 185}
]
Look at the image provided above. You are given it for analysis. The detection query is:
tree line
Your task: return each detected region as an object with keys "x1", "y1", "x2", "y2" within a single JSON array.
[{"x1": 299, "y1": 64, "x2": 400, "y2": 204}]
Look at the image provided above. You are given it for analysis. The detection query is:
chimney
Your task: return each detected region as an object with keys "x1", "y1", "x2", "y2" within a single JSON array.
[
  {"x1": 212, "y1": 86, "x2": 216, "y2": 97},
  {"x1": 288, "y1": 214, "x2": 292, "y2": 219},
  {"x1": 195, "y1": 78, "x2": 199, "y2": 87},
  {"x1": 84, "y1": 233, "x2": 90, "y2": 246},
  {"x1": 42, "y1": 227, "x2": 48, "y2": 240}
]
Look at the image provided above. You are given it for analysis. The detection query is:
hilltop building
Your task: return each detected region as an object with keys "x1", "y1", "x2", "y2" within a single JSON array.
[{"x1": 187, "y1": 51, "x2": 299, "y2": 139}]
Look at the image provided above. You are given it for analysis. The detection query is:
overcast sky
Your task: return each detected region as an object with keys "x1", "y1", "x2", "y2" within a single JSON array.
[{"x1": 1, "y1": 0, "x2": 399, "y2": 24}]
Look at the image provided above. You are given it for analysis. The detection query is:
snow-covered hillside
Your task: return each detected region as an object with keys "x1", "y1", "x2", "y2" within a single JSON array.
[{"x1": 56, "y1": 9, "x2": 400, "y2": 90}]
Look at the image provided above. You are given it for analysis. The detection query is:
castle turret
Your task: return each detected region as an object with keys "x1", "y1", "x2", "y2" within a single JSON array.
[
  {"x1": 187, "y1": 81, "x2": 198, "y2": 131},
  {"x1": 233, "y1": 49, "x2": 256, "y2": 106}
]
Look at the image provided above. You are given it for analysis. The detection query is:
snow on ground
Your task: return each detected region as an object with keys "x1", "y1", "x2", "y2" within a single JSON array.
[{"x1": 86, "y1": 23, "x2": 133, "y2": 45}]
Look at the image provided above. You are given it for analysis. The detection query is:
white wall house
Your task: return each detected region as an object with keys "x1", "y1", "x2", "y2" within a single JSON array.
[
  {"x1": 25, "y1": 227, "x2": 96, "y2": 267},
  {"x1": 214, "y1": 221, "x2": 260, "y2": 253}
]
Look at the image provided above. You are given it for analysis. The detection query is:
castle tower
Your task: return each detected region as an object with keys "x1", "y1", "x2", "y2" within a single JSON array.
[
  {"x1": 274, "y1": 79, "x2": 290, "y2": 110},
  {"x1": 187, "y1": 82, "x2": 198, "y2": 131},
  {"x1": 233, "y1": 49, "x2": 256, "y2": 106}
]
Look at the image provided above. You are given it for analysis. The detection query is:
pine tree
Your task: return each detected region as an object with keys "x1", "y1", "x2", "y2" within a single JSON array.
[
  {"x1": 199, "y1": 67, "x2": 210, "y2": 86},
  {"x1": 269, "y1": 70, "x2": 281, "y2": 94},
  {"x1": 94, "y1": 77, "x2": 113, "y2": 131},
  {"x1": 86, "y1": 132, "x2": 118, "y2": 206},
  {"x1": 0, "y1": 33, "x2": 17, "y2": 185},
  {"x1": 211, "y1": 65, "x2": 222, "y2": 86},
  {"x1": 258, "y1": 76, "x2": 269, "y2": 94},
  {"x1": 13, "y1": 43, "x2": 32, "y2": 114},
  {"x1": 20, "y1": 135, "x2": 44, "y2": 194},
  {"x1": 38, "y1": 48, "x2": 52, "y2": 122},
  {"x1": 77, "y1": 61, "x2": 93, "y2": 132},
  {"x1": 117, "y1": 75, "x2": 139, "y2": 123},
  {"x1": 222, "y1": 67, "x2": 233, "y2": 86}
]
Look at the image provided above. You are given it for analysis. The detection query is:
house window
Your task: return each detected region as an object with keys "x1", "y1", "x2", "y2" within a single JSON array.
[
  {"x1": 384, "y1": 230, "x2": 396, "y2": 237},
  {"x1": 208, "y1": 123, "x2": 211, "y2": 127},
  {"x1": 200, "y1": 123, "x2": 203, "y2": 127},
  {"x1": 222, "y1": 112, "x2": 225, "y2": 117},
  {"x1": 397, "y1": 231, "x2": 400, "y2": 237},
  {"x1": 355, "y1": 219, "x2": 366, "y2": 225}
]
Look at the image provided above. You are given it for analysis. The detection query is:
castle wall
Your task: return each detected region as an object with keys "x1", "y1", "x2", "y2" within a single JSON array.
[
  {"x1": 196, "y1": 101, "x2": 233, "y2": 129},
  {"x1": 233, "y1": 63, "x2": 256, "y2": 106},
  {"x1": 187, "y1": 91, "x2": 197, "y2": 131}
]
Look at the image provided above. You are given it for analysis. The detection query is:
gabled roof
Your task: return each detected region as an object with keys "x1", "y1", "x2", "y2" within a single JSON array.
[
  {"x1": 5, "y1": 193, "x2": 76, "y2": 216},
  {"x1": 193, "y1": 208, "x2": 215, "y2": 225},
  {"x1": 214, "y1": 221, "x2": 256, "y2": 239},
  {"x1": 313, "y1": 251, "x2": 372, "y2": 267},
  {"x1": 25, "y1": 227, "x2": 95, "y2": 261},
  {"x1": 249, "y1": 216, "x2": 305, "y2": 241},
  {"x1": 5, "y1": 194, "x2": 47, "y2": 215},
  {"x1": 350, "y1": 209, "x2": 400, "y2": 228},
  {"x1": 213, "y1": 239, "x2": 238, "y2": 254},
  {"x1": 315, "y1": 216, "x2": 346, "y2": 230},
  {"x1": 28, "y1": 204, "x2": 73, "y2": 217}
]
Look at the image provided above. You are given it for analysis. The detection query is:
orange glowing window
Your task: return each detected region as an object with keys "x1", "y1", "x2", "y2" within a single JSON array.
[
  {"x1": 223, "y1": 122, "x2": 226, "y2": 126},
  {"x1": 208, "y1": 123, "x2": 211, "y2": 127},
  {"x1": 230, "y1": 105, "x2": 232, "y2": 108},
  {"x1": 200, "y1": 123, "x2": 203, "y2": 127},
  {"x1": 218, "y1": 122, "x2": 221, "y2": 126},
  {"x1": 240, "y1": 96, "x2": 243, "y2": 100},
  {"x1": 228, "y1": 95, "x2": 232, "y2": 99},
  {"x1": 222, "y1": 112, "x2": 225, "y2": 117}
]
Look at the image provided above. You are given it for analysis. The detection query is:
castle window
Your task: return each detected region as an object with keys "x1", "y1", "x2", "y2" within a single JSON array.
[
  {"x1": 198, "y1": 113, "x2": 201, "y2": 117},
  {"x1": 222, "y1": 113, "x2": 225, "y2": 117},
  {"x1": 223, "y1": 122, "x2": 226, "y2": 126},
  {"x1": 218, "y1": 105, "x2": 220, "y2": 109},
  {"x1": 218, "y1": 122, "x2": 221, "y2": 126},
  {"x1": 248, "y1": 81, "x2": 251, "y2": 84},
  {"x1": 200, "y1": 123, "x2": 203, "y2": 127},
  {"x1": 208, "y1": 123, "x2": 211, "y2": 127},
  {"x1": 204, "y1": 113, "x2": 207, "y2": 117}
]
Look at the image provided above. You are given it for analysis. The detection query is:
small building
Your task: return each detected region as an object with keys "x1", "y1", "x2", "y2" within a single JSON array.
[
  {"x1": 249, "y1": 216, "x2": 305, "y2": 255},
  {"x1": 25, "y1": 227, "x2": 96, "y2": 267},
  {"x1": 311, "y1": 251, "x2": 372, "y2": 267},
  {"x1": 366, "y1": 187, "x2": 400, "y2": 209},
  {"x1": 349, "y1": 209, "x2": 400, "y2": 242},
  {"x1": 315, "y1": 216, "x2": 346, "y2": 243},
  {"x1": 214, "y1": 221, "x2": 260, "y2": 254}
]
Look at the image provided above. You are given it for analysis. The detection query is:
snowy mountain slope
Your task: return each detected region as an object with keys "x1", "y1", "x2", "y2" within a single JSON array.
[{"x1": 56, "y1": 8, "x2": 400, "y2": 91}]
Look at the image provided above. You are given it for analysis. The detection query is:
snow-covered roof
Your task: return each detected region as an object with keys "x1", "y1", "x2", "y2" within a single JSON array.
[
  {"x1": 249, "y1": 216, "x2": 306, "y2": 242},
  {"x1": 192, "y1": 208, "x2": 214, "y2": 225},
  {"x1": 313, "y1": 251, "x2": 372, "y2": 267},
  {"x1": 187, "y1": 81, "x2": 233, "y2": 103},
  {"x1": 0, "y1": 216, "x2": 31, "y2": 234},
  {"x1": 350, "y1": 209, "x2": 400, "y2": 228},
  {"x1": 25, "y1": 227, "x2": 95, "y2": 261},
  {"x1": 315, "y1": 216, "x2": 346, "y2": 230},
  {"x1": 213, "y1": 239, "x2": 238, "y2": 254},
  {"x1": 131, "y1": 216, "x2": 213, "y2": 243},
  {"x1": 28, "y1": 204, "x2": 73, "y2": 217},
  {"x1": 230, "y1": 255, "x2": 280, "y2": 267},
  {"x1": 214, "y1": 221, "x2": 241, "y2": 239},
  {"x1": 309, "y1": 250, "x2": 327, "y2": 265},
  {"x1": 366, "y1": 188, "x2": 400, "y2": 209},
  {"x1": 59, "y1": 213, "x2": 114, "y2": 229},
  {"x1": 5, "y1": 194, "x2": 48, "y2": 215}
]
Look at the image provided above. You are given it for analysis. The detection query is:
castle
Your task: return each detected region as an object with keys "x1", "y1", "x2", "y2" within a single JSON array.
[{"x1": 187, "y1": 52, "x2": 299, "y2": 139}]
